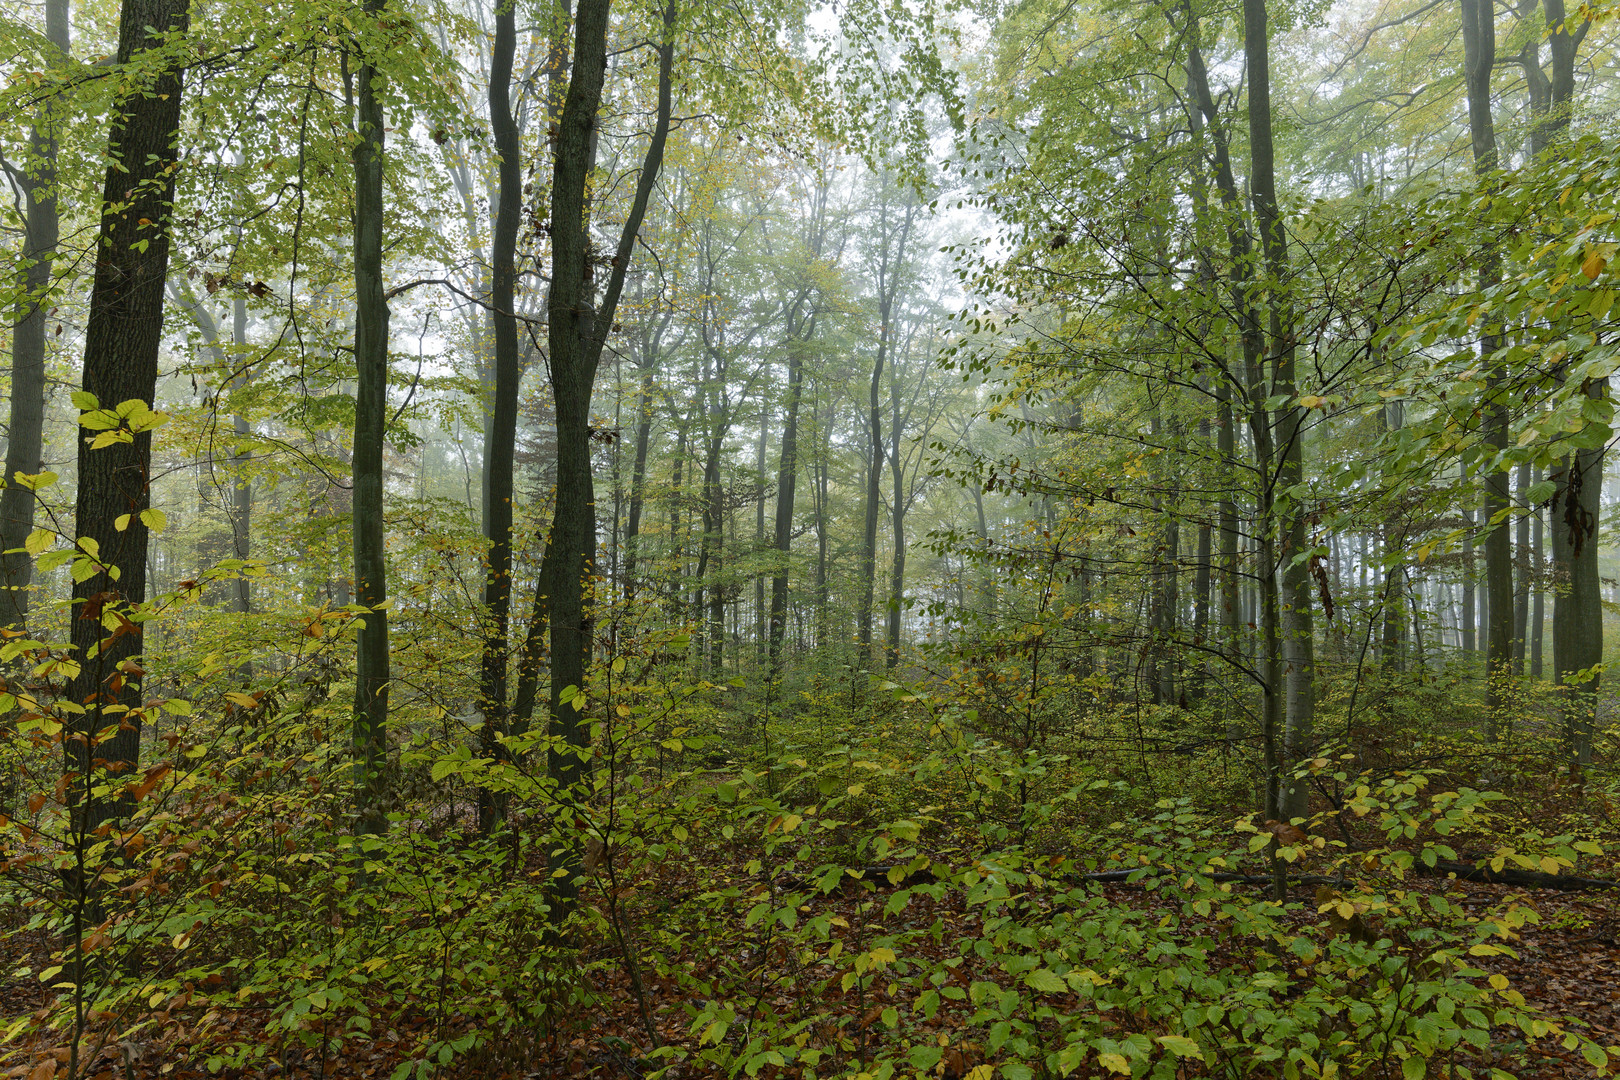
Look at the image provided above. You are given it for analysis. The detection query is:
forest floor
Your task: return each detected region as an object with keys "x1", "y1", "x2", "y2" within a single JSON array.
[{"x1": 2, "y1": 851, "x2": 1617, "y2": 1080}]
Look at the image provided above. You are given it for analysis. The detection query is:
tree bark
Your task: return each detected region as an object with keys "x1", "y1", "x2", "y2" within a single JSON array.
[
  {"x1": 351, "y1": 0, "x2": 392, "y2": 838},
  {"x1": 1531, "y1": 463, "x2": 1544, "y2": 679},
  {"x1": 1513, "y1": 460, "x2": 1529, "y2": 676},
  {"x1": 1461, "y1": 0, "x2": 1514, "y2": 735},
  {"x1": 528, "y1": 0, "x2": 674, "y2": 825},
  {"x1": 857, "y1": 184, "x2": 914, "y2": 666},
  {"x1": 0, "y1": 0, "x2": 69, "y2": 632},
  {"x1": 1552, "y1": 383, "x2": 1605, "y2": 765},
  {"x1": 768, "y1": 333, "x2": 806, "y2": 676},
  {"x1": 66, "y1": 0, "x2": 189, "y2": 829},
  {"x1": 476, "y1": 0, "x2": 522, "y2": 836},
  {"x1": 1244, "y1": 0, "x2": 1312, "y2": 821}
]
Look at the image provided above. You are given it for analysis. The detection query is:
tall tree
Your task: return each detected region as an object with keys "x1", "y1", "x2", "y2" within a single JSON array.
[
  {"x1": 0, "y1": 0, "x2": 70, "y2": 631},
  {"x1": 65, "y1": 0, "x2": 189, "y2": 826},
  {"x1": 1245, "y1": 0, "x2": 1314, "y2": 821},
  {"x1": 1460, "y1": 0, "x2": 1513, "y2": 735},
  {"x1": 351, "y1": 0, "x2": 392, "y2": 837},
  {"x1": 477, "y1": 0, "x2": 522, "y2": 836},
  {"x1": 856, "y1": 175, "x2": 916, "y2": 665},
  {"x1": 530, "y1": 0, "x2": 674, "y2": 815}
]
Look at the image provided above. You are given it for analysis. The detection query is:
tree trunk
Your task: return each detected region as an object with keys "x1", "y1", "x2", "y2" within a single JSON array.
[
  {"x1": 857, "y1": 186, "x2": 915, "y2": 666},
  {"x1": 1552, "y1": 383, "x2": 1606, "y2": 766},
  {"x1": 1513, "y1": 460, "x2": 1529, "y2": 675},
  {"x1": 1531, "y1": 463, "x2": 1544, "y2": 679},
  {"x1": 476, "y1": 0, "x2": 522, "y2": 835},
  {"x1": 623, "y1": 363, "x2": 655, "y2": 600},
  {"x1": 351, "y1": 0, "x2": 392, "y2": 838},
  {"x1": 754, "y1": 418, "x2": 768, "y2": 664},
  {"x1": 66, "y1": 0, "x2": 189, "y2": 831},
  {"x1": 769, "y1": 339, "x2": 805, "y2": 676},
  {"x1": 0, "y1": 0, "x2": 69, "y2": 632},
  {"x1": 529, "y1": 0, "x2": 674, "y2": 832},
  {"x1": 1244, "y1": 0, "x2": 1311, "y2": 821},
  {"x1": 1191, "y1": 417, "x2": 1213, "y2": 696},
  {"x1": 230, "y1": 297, "x2": 251, "y2": 619},
  {"x1": 1461, "y1": 0, "x2": 1513, "y2": 736},
  {"x1": 885, "y1": 368, "x2": 905, "y2": 670}
]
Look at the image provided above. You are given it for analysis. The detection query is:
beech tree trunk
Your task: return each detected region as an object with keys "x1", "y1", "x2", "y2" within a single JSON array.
[
  {"x1": 1461, "y1": 0, "x2": 1513, "y2": 736},
  {"x1": 768, "y1": 332, "x2": 806, "y2": 676},
  {"x1": 0, "y1": 0, "x2": 68, "y2": 632},
  {"x1": 66, "y1": 0, "x2": 189, "y2": 829},
  {"x1": 530, "y1": 0, "x2": 673, "y2": 848},
  {"x1": 351, "y1": 0, "x2": 391, "y2": 838},
  {"x1": 476, "y1": 0, "x2": 521, "y2": 835},
  {"x1": 1244, "y1": 0, "x2": 1313, "y2": 821}
]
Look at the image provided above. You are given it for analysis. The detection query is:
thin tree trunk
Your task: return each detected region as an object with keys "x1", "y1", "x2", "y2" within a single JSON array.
[
  {"x1": 1462, "y1": 463, "x2": 1476, "y2": 655},
  {"x1": 755, "y1": 418, "x2": 768, "y2": 664},
  {"x1": 1462, "y1": 0, "x2": 1513, "y2": 736},
  {"x1": 350, "y1": 0, "x2": 392, "y2": 838},
  {"x1": 857, "y1": 187, "x2": 915, "y2": 665},
  {"x1": 769, "y1": 339, "x2": 805, "y2": 676},
  {"x1": 886, "y1": 368, "x2": 906, "y2": 670},
  {"x1": 230, "y1": 297, "x2": 251, "y2": 619},
  {"x1": 1245, "y1": 0, "x2": 1312, "y2": 821},
  {"x1": 1513, "y1": 460, "x2": 1529, "y2": 676},
  {"x1": 476, "y1": 0, "x2": 522, "y2": 835},
  {"x1": 623, "y1": 362, "x2": 656, "y2": 600},
  {"x1": 1531, "y1": 463, "x2": 1544, "y2": 679},
  {"x1": 1553, "y1": 384, "x2": 1606, "y2": 765}
]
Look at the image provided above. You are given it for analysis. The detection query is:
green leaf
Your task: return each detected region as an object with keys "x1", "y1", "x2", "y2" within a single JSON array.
[
  {"x1": 70, "y1": 390, "x2": 99, "y2": 411},
  {"x1": 907, "y1": 1045, "x2": 942, "y2": 1071},
  {"x1": 1403, "y1": 1055, "x2": 1427, "y2": 1080},
  {"x1": 1580, "y1": 1043, "x2": 1608, "y2": 1069},
  {"x1": 1023, "y1": 967, "x2": 1066, "y2": 993},
  {"x1": 23, "y1": 529, "x2": 51, "y2": 556},
  {"x1": 1156, "y1": 1035, "x2": 1203, "y2": 1061}
]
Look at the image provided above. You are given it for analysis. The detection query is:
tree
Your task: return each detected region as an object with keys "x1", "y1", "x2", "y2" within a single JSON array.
[
  {"x1": 0, "y1": 0, "x2": 69, "y2": 633},
  {"x1": 1460, "y1": 0, "x2": 1513, "y2": 733},
  {"x1": 350, "y1": 0, "x2": 392, "y2": 838},
  {"x1": 531, "y1": 0, "x2": 673, "y2": 832},
  {"x1": 856, "y1": 173, "x2": 917, "y2": 667},
  {"x1": 476, "y1": 0, "x2": 522, "y2": 836},
  {"x1": 65, "y1": 0, "x2": 189, "y2": 832}
]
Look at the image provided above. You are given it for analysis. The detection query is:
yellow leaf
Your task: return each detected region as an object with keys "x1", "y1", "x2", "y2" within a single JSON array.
[
  {"x1": 1299, "y1": 394, "x2": 1327, "y2": 408},
  {"x1": 1582, "y1": 251, "x2": 1608, "y2": 280},
  {"x1": 114, "y1": 514, "x2": 131, "y2": 532},
  {"x1": 23, "y1": 529, "x2": 51, "y2": 555},
  {"x1": 1097, "y1": 1053, "x2": 1131, "y2": 1075}
]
